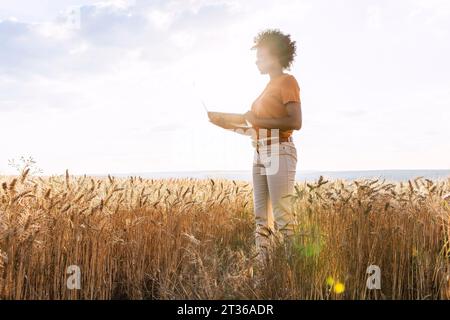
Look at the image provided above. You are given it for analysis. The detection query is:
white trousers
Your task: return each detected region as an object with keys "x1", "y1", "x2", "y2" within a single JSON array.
[{"x1": 252, "y1": 141, "x2": 298, "y2": 263}]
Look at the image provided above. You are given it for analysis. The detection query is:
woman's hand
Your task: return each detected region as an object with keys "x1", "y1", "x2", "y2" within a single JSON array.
[
  {"x1": 209, "y1": 114, "x2": 231, "y2": 129},
  {"x1": 244, "y1": 110, "x2": 258, "y2": 126}
]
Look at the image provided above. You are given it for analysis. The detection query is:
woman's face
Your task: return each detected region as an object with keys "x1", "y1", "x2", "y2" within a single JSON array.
[{"x1": 255, "y1": 46, "x2": 278, "y2": 74}]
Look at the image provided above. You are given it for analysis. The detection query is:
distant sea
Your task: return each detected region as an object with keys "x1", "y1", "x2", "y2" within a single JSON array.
[{"x1": 97, "y1": 170, "x2": 450, "y2": 182}]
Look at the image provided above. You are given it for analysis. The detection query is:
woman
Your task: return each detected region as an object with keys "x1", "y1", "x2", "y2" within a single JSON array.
[{"x1": 210, "y1": 28, "x2": 302, "y2": 265}]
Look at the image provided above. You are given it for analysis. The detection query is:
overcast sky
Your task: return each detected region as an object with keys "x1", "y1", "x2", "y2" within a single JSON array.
[{"x1": 0, "y1": 0, "x2": 449, "y2": 175}]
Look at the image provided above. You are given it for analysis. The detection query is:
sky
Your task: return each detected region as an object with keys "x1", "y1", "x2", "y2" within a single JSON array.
[{"x1": 0, "y1": 0, "x2": 449, "y2": 175}]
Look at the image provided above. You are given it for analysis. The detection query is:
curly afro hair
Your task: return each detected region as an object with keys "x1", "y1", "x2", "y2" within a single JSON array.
[{"x1": 251, "y1": 28, "x2": 297, "y2": 70}]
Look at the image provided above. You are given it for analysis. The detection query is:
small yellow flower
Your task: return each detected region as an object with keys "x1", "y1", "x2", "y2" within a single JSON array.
[
  {"x1": 326, "y1": 276, "x2": 335, "y2": 287},
  {"x1": 333, "y1": 281, "x2": 345, "y2": 294},
  {"x1": 412, "y1": 247, "x2": 418, "y2": 257}
]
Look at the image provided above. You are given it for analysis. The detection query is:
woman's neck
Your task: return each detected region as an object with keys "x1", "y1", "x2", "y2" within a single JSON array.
[{"x1": 269, "y1": 71, "x2": 286, "y2": 82}]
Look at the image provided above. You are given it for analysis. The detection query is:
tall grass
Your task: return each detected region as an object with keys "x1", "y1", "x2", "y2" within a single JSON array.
[{"x1": 0, "y1": 170, "x2": 449, "y2": 299}]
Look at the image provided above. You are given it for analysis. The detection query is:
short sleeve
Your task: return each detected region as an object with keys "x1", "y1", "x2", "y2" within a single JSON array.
[{"x1": 280, "y1": 76, "x2": 300, "y2": 104}]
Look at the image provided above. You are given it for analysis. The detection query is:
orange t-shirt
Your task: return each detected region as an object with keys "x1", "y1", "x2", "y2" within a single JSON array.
[{"x1": 251, "y1": 73, "x2": 301, "y2": 140}]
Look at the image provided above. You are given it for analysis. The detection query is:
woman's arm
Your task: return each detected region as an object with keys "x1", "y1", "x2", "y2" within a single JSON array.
[
  {"x1": 244, "y1": 101, "x2": 302, "y2": 131},
  {"x1": 209, "y1": 118, "x2": 255, "y2": 136},
  {"x1": 208, "y1": 116, "x2": 232, "y2": 129},
  {"x1": 209, "y1": 114, "x2": 255, "y2": 136}
]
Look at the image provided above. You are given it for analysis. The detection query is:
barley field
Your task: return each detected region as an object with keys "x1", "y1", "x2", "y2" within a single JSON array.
[{"x1": 1, "y1": 169, "x2": 450, "y2": 299}]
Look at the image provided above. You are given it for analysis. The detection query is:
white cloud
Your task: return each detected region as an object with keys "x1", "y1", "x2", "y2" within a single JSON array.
[{"x1": 147, "y1": 8, "x2": 174, "y2": 30}]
